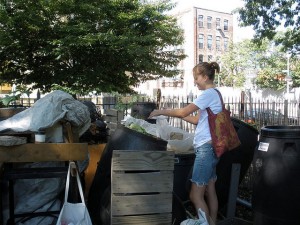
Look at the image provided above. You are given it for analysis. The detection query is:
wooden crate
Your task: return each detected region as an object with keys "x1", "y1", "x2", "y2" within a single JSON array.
[
  {"x1": 103, "y1": 109, "x2": 124, "y2": 135},
  {"x1": 111, "y1": 150, "x2": 174, "y2": 225}
]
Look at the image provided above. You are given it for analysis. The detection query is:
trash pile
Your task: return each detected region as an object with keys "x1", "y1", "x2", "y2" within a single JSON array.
[{"x1": 0, "y1": 90, "x2": 91, "y2": 225}]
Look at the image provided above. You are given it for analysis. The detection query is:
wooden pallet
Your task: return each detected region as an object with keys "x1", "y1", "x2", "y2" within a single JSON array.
[
  {"x1": 103, "y1": 109, "x2": 124, "y2": 135},
  {"x1": 111, "y1": 150, "x2": 174, "y2": 225}
]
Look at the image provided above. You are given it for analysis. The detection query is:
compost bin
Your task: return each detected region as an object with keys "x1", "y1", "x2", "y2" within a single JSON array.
[{"x1": 252, "y1": 126, "x2": 300, "y2": 225}]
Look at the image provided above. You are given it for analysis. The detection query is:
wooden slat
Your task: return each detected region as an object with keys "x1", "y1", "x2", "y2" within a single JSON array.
[
  {"x1": 112, "y1": 171, "x2": 173, "y2": 193},
  {"x1": 0, "y1": 143, "x2": 88, "y2": 162},
  {"x1": 107, "y1": 122, "x2": 119, "y2": 130},
  {"x1": 111, "y1": 193, "x2": 173, "y2": 216},
  {"x1": 104, "y1": 109, "x2": 124, "y2": 118},
  {"x1": 104, "y1": 109, "x2": 119, "y2": 117},
  {"x1": 112, "y1": 150, "x2": 174, "y2": 171},
  {"x1": 111, "y1": 213, "x2": 172, "y2": 225},
  {"x1": 103, "y1": 115, "x2": 120, "y2": 123}
]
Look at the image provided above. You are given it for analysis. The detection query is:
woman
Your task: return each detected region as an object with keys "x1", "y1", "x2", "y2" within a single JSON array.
[{"x1": 149, "y1": 62, "x2": 221, "y2": 225}]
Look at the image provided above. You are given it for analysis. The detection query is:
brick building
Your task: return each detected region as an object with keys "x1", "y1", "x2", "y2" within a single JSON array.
[{"x1": 194, "y1": 7, "x2": 233, "y2": 64}]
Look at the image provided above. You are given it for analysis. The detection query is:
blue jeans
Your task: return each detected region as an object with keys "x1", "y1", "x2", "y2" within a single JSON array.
[{"x1": 190, "y1": 142, "x2": 219, "y2": 186}]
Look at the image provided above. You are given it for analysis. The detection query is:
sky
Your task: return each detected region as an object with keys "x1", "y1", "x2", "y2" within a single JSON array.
[{"x1": 172, "y1": 0, "x2": 255, "y2": 42}]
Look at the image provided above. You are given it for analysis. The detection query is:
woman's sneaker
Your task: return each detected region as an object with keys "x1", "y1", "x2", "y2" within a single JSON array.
[
  {"x1": 180, "y1": 218, "x2": 203, "y2": 225},
  {"x1": 180, "y1": 208, "x2": 209, "y2": 225},
  {"x1": 198, "y1": 208, "x2": 209, "y2": 225}
]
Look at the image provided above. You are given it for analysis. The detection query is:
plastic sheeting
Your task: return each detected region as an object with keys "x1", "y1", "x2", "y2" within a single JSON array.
[
  {"x1": 2, "y1": 162, "x2": 66, "y2": 225},
  {"x1": 0, "y1": 90, "x2": 91, "y2": 136}
]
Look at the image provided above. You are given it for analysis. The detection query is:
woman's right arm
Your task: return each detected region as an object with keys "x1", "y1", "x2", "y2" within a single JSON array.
[
  {"x1": 149, "y1": 103, "x2": 199, "y2": 119},
  {"x1": 182, "y1": 113, "x2": 200, "y2": 125}
]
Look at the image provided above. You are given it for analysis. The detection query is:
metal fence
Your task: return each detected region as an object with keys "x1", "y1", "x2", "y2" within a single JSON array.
[
  {"x1": 86, "y1": 95, "x2": 300, "y2": 132},
  {"x1": 17, "y1": 95, "x2": 300, "y2": 131}
]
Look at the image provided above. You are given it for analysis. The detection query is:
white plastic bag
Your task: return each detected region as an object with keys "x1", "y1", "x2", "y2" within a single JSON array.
[
  {"x1": 155, "y1": 116, "x2": 194, "y2": 152},
  {"x1": 56, "y1": 162, "x2": 92, "y2": 225},
  {"x1": 124, "y1": 116, "x2": 194, "y2": 152}
]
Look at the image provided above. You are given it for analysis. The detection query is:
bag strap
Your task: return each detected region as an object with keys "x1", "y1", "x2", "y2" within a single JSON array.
[
  {"x1": 213, "y1": 88, "x2": 225, "y2": 110},
  {"x1": 206, "y1": 88, "x2": 225, "y2": 114},
  {"x1": 64, "y1": 161, "x2": 86, "y2": 204}
]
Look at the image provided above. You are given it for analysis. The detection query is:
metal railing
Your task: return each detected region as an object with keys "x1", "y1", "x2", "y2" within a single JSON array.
[
  {"x1": 90, "y1": 96, "x2": 299, "y2": 133},
  {"x1": 16, "y1": 95, "x2": 299, "y2": 131}
]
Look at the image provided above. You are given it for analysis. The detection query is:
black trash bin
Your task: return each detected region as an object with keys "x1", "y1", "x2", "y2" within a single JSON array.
[
  {"x1": 131, "y1": 102, "x2": 157, "y2": 123},
  {"x1": 173, "y1": 150, "x2": 195, "y2": 201},
  {"x1": 216, "y1": 118, "x2": 259, "y2": 211},
  {"x1": 252, "y1": 126, "x2": 300, "y2": 225}
]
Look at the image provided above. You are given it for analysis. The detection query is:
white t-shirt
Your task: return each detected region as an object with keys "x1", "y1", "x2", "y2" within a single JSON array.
[{"x1": 192, "y1": 88, "x2": 222, "y2": 148}]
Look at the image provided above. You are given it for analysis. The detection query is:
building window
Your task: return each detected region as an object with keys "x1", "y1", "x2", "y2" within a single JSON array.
[
  {"x1": 198, "y1": 15, "x2": 204, "y2": 28},
  {"x1": 216, "y1": 18, "x2": 221, "y2": 29},
  {"x1": 207, "y1": 16, "x2": 212, "y2": 29},
  {"x1": 216, "y1": 36, "x2": 221, "y2": 51},
  {"x1": 224, "y1": 37, "x2": 229, "y2": 50},
  {"x1": 208, "y1": 55, "x2": 213, "y2": 62},
  {"x1": 207, "y1": 35, "x2": 212, "y2": 50},
  {"x1": 199, "y1": 54, "x2": 204, "y2": 63},
  {"x1": 224, "y1": 19, "x2": 228, "y2": 31},
  {"x1": 199, "y1": 34, "x2": 204, "y2": 49}
]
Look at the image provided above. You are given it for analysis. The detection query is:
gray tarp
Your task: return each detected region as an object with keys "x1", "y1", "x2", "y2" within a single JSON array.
[{"x1": 0, "y1": 90, "x2": 91, "y2": 136}]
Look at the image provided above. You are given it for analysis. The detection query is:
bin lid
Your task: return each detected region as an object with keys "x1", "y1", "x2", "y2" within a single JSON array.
[
  {"x1": 231, "y1": 117, "x2": 259, "y2": 134},
  {"x1": 261, "y1": 125, "x2": 300, "y2": 138}
]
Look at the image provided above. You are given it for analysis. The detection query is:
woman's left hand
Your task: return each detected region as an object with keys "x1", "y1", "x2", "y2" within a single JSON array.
[{"x1": 148, "y1": 109, "x2": 161, "y2": 118}]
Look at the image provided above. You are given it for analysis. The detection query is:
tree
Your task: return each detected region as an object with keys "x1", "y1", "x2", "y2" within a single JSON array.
[
  {"x1": 290, "y1": 56, "x2": 300, "y2": 87},
  {"x1": 237, "y1": 0, "x2": 300, "y2": 54},
  {"x1": 0, "y1": 0, "x2": 185, "y2": 95},
  {"x1": 219, "y1": 38, "x2": 300, "y2": 90},
  {"x1": 219, "y1": 40, "x2": 255, "y2": 87},
  {"x1": 252, "y1": 34, "x2": 300, "y2": 90}
]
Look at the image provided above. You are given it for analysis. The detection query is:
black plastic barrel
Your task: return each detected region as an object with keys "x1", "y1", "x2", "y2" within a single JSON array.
[
  {"x1": 131, "y1": 102, "x2": 157, "y2": 123},
  {"x1": 87, "y1": 126, "x2": 167, "y2": 225},
  {"x1": 252, "y1": 126, "x2": 300, "y2": 225}
]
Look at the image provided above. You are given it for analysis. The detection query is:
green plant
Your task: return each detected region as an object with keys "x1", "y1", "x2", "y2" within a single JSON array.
[
  {"x1": 114, "y1": 93, "x2": 150, "y2": 112},
  {"x1": 1, "y1": 94, "x2": 21, "y2": 107},
  {"x1": 0, "y1": 85, "x2": 31, "y2": 107}
]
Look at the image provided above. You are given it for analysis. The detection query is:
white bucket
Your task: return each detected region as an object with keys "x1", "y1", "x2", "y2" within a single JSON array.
[{"x1": 35, "y1": 133, "x2": 46, "y2": 143}]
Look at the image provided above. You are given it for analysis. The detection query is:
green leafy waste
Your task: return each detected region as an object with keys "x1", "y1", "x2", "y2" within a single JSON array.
[{"x1": 128, "y1": 123, "x2": 147, "y2": 134}]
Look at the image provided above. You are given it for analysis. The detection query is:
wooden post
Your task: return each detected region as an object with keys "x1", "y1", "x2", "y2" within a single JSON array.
[
  {"x1": 284, "y1": 99, "x2": 288, "y2": 125},
  {"x1": 240, "y1": 91, "x2": 245, "y2": 118}
]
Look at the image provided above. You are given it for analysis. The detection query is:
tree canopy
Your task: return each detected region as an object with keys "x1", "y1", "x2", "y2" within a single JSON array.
[
  {"x1": 0, "y1": 0, "x2": 185, "y2": 95},
  {"x1": 237, "y1": 0, "x2": 300, "y2": 54},
  {"x1": 218, "y1": 41, "x2": 251, "y2": 87},
  {"x1": 219, "y1": 38, "x2": 300, "y2": 90}
]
